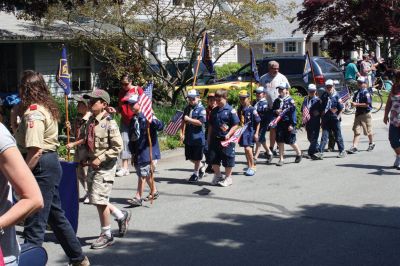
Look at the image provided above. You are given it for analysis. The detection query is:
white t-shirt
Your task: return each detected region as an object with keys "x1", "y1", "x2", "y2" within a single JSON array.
[
  {"x1": 0, "y1": 123, "x2": 20, "y2": 264},
  {"x1": 259, "y1": 72, "x2": 290, "y2": 109}
]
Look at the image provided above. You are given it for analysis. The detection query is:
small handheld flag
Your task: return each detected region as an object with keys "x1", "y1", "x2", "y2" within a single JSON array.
[
  {"x1": 56, "y1": 46, "x2": 71, "y2": 95},
  {"x1": 338, "y1": 86, "x2": 351, "y2": 103},
  {"x1": 164, "y1": 110, "x2": 184, "y2": 136},
  {"x1": 302, "y1": 105, "x2": 311, "y2": 125},
  {"x1": 221, "y1": 123, "x2": 249, "y2": 147},
  {"x1": 269, "y1": 109, "x2": 290, "y2": 129}
]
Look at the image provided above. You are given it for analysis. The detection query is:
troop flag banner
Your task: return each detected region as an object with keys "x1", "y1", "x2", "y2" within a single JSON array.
[
  {"x1": 139, "y1": 82, "x2": 154, "y2": 123},
  {"x1": 164, "y1": 110, "x2": 184, "y2": 136},
  {"x1": 56, "y1": 47, "x2": 71, "y2": 95},
  {"x1": 338, "y1": 86, "x2": 351, "y2": 103},
  {"x1": 202, "y1": 33, "x2": 215, "y2": 74},
  {"x1": 250, "y1": 48, "x2": 260, "y2": 83},
  {"x1": 303, "y1": 51, "x2": 312, "y2": 83},
  {"x1": 221, "y1": 123, "x2": 249, "y2": 147}
]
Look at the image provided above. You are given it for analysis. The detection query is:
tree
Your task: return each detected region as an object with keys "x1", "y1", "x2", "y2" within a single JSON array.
[
  {"x1": 294, "y1": 0, "x2": 400, "y2": 59},
  {"x1": 3, "y1": 0, "x2": 278, "y2": 105}
]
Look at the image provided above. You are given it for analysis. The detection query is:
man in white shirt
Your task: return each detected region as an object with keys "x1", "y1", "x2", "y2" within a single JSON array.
[{"x1": 259, "y1": 61, "x2": 290, "y2": 154}]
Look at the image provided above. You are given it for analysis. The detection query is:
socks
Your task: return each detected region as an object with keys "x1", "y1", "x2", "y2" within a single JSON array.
[
  {"x1": 101, "y1": 225, "x2": 111, "y2": 237},
  {"x1": 111, "y1": 208, "x2": 124, "y2": 220},
  {"x1": 193, "y1": 171, "x2": 199, "y2": 176}
]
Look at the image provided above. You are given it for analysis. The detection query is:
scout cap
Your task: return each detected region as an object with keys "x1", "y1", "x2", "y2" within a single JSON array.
[
  {"x1": 73, "y1": 95, "x2": 88, "y2": 105},
  {"x1": 255, "y1": 87, "x2": 264, "y2": 93},
  {"x1": 308, "y1": 84, "x2": 317, "y2": 91},
  {"x1": 238, "y1": 90, "x2": 249, "y2": 98},
  {"x1": 83, "y1": 89, "x2": 110, "y2": 104},
  {"x1": 357, "y1": 76, "x2": 367, "y2": 83},
  {"x1": 277, "y1": 82, "x2": 288, "y2": 90},
  {"x1": 325, "y1": 79, "x2": 334, "y2": 86},
  {"x1": 187, "y1": 89, "x2": 199, "y2": 98},
  {"x1": 124, "y1": 94, "x2": 139, "y2": 104}
]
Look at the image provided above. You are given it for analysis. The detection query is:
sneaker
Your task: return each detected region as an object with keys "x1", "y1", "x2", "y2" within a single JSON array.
[
  {"x1": 367, "y1": 143, "x2": 375, "y2": 152},
  {"x1": 117, "y1": 210, "x2": 131, "y2": 237},
  {"x1": 393, "y1": 157, "x2": 400, "y2": 168},
  {"x1": 218, "y1": 176, "x2": 233, "y2": 187},
  {"x1": 91, "y1": 234, "x2": 114, "y2": 249},
  {"x1": 127, "y1": 197, "x2": 142, "y2": 207},
  {"x1": 69, "y1": 256, "x2": 90, "y2": 266},
  {"x1": 144, "y1": 191, "x2": 160, "y2": 201},
  {"x1": 337, "y1": 151, "x2": 347, "y2": 158},
  {"x1": 347, "y1": 146, "x2": 358, "y2": 154},
  {"x1": 276, "y1": 160, "x2": 284, "y2": 166},
  {"x1": 205, "y1": 165, "x2": 214, "y2": 174},
  {"x1": 310, "y1": 153, "x2": 323, "y2": 160},
  {"x1": 199, "y1": 163, "x2": 206, "y2": 179},
  {"x1": 116, "y1": 168, "x2": 129, "y2": 177},
  {"x1": 245, "y1": 168, "x2": 256, "y2": 176},
  {"x1": 188, "y1": 174, "x2": 199, "y2": 183},
  {"x1": 266, "y1": 153, "x2": 273, "y2": 164},
  {"x1": 294, "y1": 154, "x2": 302, "y2": 163},
  {"x1": 83, "y1": 197, "x2": 90, "y2": 204},
  {"x1": 271, "y1": 148, "x2": 278, "y2": 156},
  {"x1": 211, "y1": 175, "x2": 223, "y2": 186}
]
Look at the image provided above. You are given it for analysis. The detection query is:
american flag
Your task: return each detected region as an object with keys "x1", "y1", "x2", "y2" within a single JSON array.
[
  {"x1": 338, "y1": 86, "x2": 351, "y2": 103},
  {"x1": 302, "y1": 105, "x2": 311, "y2": 125},
  {"x1": 139, "y1": 82, "x2": 154, "y2": 123},
  {"x1": 221, "y1": 123, "x2": 248, "y2": 147},
  {"x1": 164, "y1": 110, "x2": 184, "y2": 136},
  {"x1": 268, "y1": 109, "x2": 289, "y2": 129}
]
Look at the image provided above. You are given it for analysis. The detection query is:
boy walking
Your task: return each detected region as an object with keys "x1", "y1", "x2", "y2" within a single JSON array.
[{"x1": 83, "y1": 89, "x2": 131, "y2": 249}]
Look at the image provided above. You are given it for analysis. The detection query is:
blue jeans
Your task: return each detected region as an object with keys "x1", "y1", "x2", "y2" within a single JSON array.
[
  {"x1": 23, "y1": 152, "x2": 84, "y2": 264},
  {"x1": 319, "y1": 118, "x2": 345, "y2": 153},
  {"x1": 306, "y1": 121, "x2": 320, "y2": 155}
]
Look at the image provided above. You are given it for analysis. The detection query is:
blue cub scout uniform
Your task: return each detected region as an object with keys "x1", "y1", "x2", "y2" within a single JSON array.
[
  {"x1": 353, "y1": 88, "x2": 372, "y2": 115},
  {"x1": 209, "y1": 104, "x2": 240, "y2": 139},
  {"x1": 272, "y1": 96, "x2": 297, "y2": 144},
  {"x1": 183, "y1": 103, "x2": 206, "y2": 146},
  {"x1": 320, "y1": 91, "x2": 344, "y2": 120},
  {"x1": 255, "y1": 99, "x2": 270, "y2": 126},
  {"x1": 302, "y1": 96, "x2": 323, "y2": 155},
  {"x1": 238, "y1": 105, "x2": 260, "y2": 147}
]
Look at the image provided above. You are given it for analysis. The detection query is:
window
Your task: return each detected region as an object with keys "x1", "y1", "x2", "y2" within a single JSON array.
[
  {"x1": 172, "y1": 0, "x2": 194, "y2": 7},
  {"x1": 263, "y1": 42, "x2": 276, "y2": 54},
  {"x1": 70, "y1": 47, "x2": 91, "y2": 92},
  {"x1": 284, "y1": 41, "x2": 297, "y2": 53}
]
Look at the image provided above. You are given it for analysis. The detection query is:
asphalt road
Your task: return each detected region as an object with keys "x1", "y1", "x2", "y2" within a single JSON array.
[{"x1": 19, "y1": 111, "x2": 400, "y2": 266}]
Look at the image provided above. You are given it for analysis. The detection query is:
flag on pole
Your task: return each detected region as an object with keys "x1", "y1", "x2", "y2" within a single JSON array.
[
  {"x1": 221, "y1": 123, "x2": 249, "y2": 147},
  {"x1": 202, "y1": 33, "x2": 215, "y2": 74},
  {"x1": 139, "y1": 82, "x2": 154, "y2": 123},
  {"x1": 250, "y1": 48, "x2": 260, "y2": 83},
  {"x1": 268, "y1": 109, "x2": 290, "y2": 129},
  {"x1": 303, "y1": 51, "x2": 312, "y2": 83},
  {"x1": 56, "y1": 46, "x2": 71, "y2": 95},
  {"x1": 338, "y1": 86, "x2": 351, "y2": 103},
  {"x1": 302, "y1": 105, "x2": 311, "y2": 125},
  {"x1": 164, "y1": 110, "x2": 184, "y2": 136}
]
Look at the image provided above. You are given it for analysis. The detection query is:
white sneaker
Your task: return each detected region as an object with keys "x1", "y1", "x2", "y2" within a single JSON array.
[
  {"x1": 83, "y1": 196, "x2": 90, "y2": 204},
  {"x1": 116, "y1": 169, "x2": 129, "y2": 177},
  {"x1": 218, "y1": 176, "x2": 233, "y2": 187},
  {"x1": 211, "y1": 175, "x2": 223, "y2": 186}
]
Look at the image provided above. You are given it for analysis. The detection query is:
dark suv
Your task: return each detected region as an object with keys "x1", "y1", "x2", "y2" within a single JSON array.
[{"x1": 219, "y1": 56, "x2": 344, "y2": 95}]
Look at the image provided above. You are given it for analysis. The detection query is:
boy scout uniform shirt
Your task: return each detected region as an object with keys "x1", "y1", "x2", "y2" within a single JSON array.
[
  {"x1": 183, "y1": 103, "x2": 206, "y2": 146},
  {"x1": 15, "y1": 104, "x2": 59, "y2": 152},
  {"x1": 254, "y1": 98, "x2": 269, "y2": 126},
  {"x1": 272, "y1": 96, "x2": 297, "y2": 126},
  {"x1": 353, "y1": 88, "x2": 372, "y2": 115},
  {"x1": 74, "y1": 112, "x2": 91, "y2": 162},
  {"x1": 86, "y1": 110, "x2": 122, "y2": 163},
  {"x1": 320, "y1": 91, "x2": 344, "y2": 119},
  {"x1": 209, "y1": 103, "x2": 240, "y2": 139}
]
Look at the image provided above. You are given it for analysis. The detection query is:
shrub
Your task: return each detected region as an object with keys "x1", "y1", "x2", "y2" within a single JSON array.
[
  {"x1": 289, "y1": 88, "x2": 305, "y2": 129},
  {"x1": 215, "y1": 63, "x2": 242, "y2": 79},
  {"x1": 55, "y1": 97, "x2": 78, "y2": 135}
]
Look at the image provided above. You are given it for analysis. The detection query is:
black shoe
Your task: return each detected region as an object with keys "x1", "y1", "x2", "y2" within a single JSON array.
[
  {"x1": 272, "y1": 149, "x2": 278, "y2": 156},
  {"x1": 295, "y1": 155, "x2": 302, "y2": 163},
  {"x1": 127, "y1": 197, "x2": 142, "y2": 207},
  {"x1": 310, "y1": 153, "x2": 323, "y2": 160},
  {"x1": 205, "y1": 165, "x2": 214, "y2": 174},
  {"x1": 199, "y1": 163, "x2": 206, "y2": 179},
  {"x1": 117, "y1": 210, "x2": 131, "y2": 237},
  {"x1": 265, "y1": 153, "x2": 273, "y2": 164},
  {"x1": 367, "y1": 143, "x2": 375, "y2": 152},
  {"x1": 347, "y1": 147, "x2": 358, "y2": 154},
  {"x1": 188, "y1": 173, "x2": 199, "y2": 183}
]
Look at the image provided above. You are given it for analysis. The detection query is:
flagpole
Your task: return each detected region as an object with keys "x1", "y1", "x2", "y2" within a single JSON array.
[
  {"x1": 307, "y1": 51, "x2": 317, "y2": 84},
  {"x1": 192, "y1": 31, "x2": 207, "y2": 89},
  {"x1": 249, "y1": 47, "x2": 253, "y2": 103},
  {"x1": 147, "y1": 122, "x2": 155, "y2": 204},
  {"x1": 65, "y1": 95, "x2": 70, "y2": 161}
]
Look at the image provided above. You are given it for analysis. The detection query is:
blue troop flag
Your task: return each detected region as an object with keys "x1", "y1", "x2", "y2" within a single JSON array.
[
  {"x1": 303, "y1": 51, "x2": 312, "y2": 83},
  {"x1": 56, "y1": 47, "x2": 71, "y2": 95},
  {"x1": 250, "y1": 48, "x2": 260, "y2": 83},
  {"x1": 202, "y1": 33, "x2": 215, "y2": 74}
]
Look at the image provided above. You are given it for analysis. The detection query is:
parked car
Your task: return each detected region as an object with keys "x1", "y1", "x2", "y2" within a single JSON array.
[{"x1": 218, "y1": 56, "x2": 345, "y2": 95}]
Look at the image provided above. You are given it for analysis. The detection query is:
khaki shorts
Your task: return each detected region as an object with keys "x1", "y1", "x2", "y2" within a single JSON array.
[
  {"x1": 87, "y1": 163, "x2": 116, "y2": 205},
  {"x1": 352, "y1": 112, "x2": 372, "y2": 136}
]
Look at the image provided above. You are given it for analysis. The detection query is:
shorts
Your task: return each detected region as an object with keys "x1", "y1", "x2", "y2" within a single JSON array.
[
  {"x1": 120, "y1": 122, "x2": 132, "y2": 160},
  {"x1": 389, "y1": 124, "x2": 400, "y2": 149},
  {"x1": 352, "y1": 112, "x2": 372, "y2": 135},
  {"x1": 185, "y1": 145, "x2": 204, "y2": 161},
  {"x1": 135, "y1": 163, "x2": 152, "y2": 177},
  {"x1": 239, "y1": 131, "x2": 255, "y2": 147},
  {"x1": 276, "y1": 123, "x2": 297, "y2": 145},
  {"x1": 208, "y1": 139, "x2": 235, "y2": 167},
  {"x1": 87, "y1": 163, "x2": 117, "y2": 205},
  {"x1": 258, "y1": 126, "x2": 268, "y2": 143}
]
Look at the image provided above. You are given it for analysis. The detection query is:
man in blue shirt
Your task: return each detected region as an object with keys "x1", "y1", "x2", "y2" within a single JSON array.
[
  {"x1": 208, "y1": 89, "x2": 240, "y2": 187},
  {"x1": 347, "y1": 77, "x2": 375, "y2": 154},
  {"x1": 181, "y1": 89, "x2": 207, "y2": 183}
]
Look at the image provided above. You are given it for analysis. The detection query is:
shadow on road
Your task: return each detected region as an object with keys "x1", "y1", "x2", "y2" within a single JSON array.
[
  {"x1": 84, "y1": 204, "x2": 400, "y2": 266},
  {"x1": 336, "y1": 163, "x2": 399, "y2": 176}
]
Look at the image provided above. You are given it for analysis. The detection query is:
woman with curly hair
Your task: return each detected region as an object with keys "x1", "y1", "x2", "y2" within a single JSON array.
[{"x1": 15, "y1": 70, "x2": 90, "y2": 266}]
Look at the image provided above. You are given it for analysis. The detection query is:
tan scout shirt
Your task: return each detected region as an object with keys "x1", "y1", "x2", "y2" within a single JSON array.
[
  {"x1": 87, "y1": 110, "x2": 122, "y2": 163},
  {"x1": 15, "y1": 104, "x2": 59, "y2": 152},
  {"x1": 74, "y1": 112, "x2": 92, "y2": 163}
]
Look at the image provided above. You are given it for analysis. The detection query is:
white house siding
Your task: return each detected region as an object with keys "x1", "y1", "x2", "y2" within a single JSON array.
[{"x1": 213, "y1": 42, "x2": 237, "y2": 66}]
